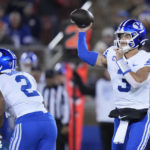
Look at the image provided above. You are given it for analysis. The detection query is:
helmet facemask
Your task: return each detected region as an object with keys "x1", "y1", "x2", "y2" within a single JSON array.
[
  {"x1": 114, "y1": 32, "x2": 139, "y2": 53},
  {"x1": 114, "y1": 19, "x2": 147, "y2": 53}
]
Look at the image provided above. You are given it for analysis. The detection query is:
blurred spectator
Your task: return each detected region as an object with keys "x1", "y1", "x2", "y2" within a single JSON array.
[
  {"x1": 37, "y1": 0, "x2": 60, "y2": 17},
  {"x1": 19, "y1": 51, "x2": 38, "y2": 73},
  {"x1": 73, "y1": 69, "x2": 115, "y2": 150},
  {"x1": 101, "y1": 27, "x2": 114, "y2": 47},
  {"x1": 0, "y1": 0, "x2": 8, "y2": 7},
  {"x1": 127, "y1": 0, "x2": 147, "y2": 18},
  {"x1": 37, "y1": 0, "x2": 60, "y2": 44},
  {"x1": 54, "y1": 62, "x2": 66, "y2": 85},
  {"x1": 94, "y1": 27, "x2": 114, "y2": 53},
  {"x1": 113, "y1": 10, "x2": 129, "y2": 30},
  {"x1": 8, "y1": 11, "x2": 34, "y2": 47},
  {"x1": 54, "y1": 63, "x2": 70, "y2": 150},
  {"x1": 95, "y1": 70, "x2": 115, "y2": 150},
  {"x1": 42, "y1": 64, "x2": 70, "y2": 150},
  {"x1": 0, "y1": 6, "x2": 9, "y2": 24},
  {"x1": 6, "y1": 0, "x2": 34, "y2": 14},
  {"x1": 56, "y1": 0, "x2": 81, "y2": 19},
  {"x1": 93, "y1": 41, "x2": 107, "y2": 54},
  {"x1": 0, "y1": 21, "x2": 13, "y2": 45},
  {"x1": 23, "y1": 3, "x2": 41, "y2": 41},
  {"x1": 139, "y1": 11, "x2": 150, "y2": 51},
  {"x1": 139, "y1": 11, "x2": 150, "y2": 33},
  {"x1": 31, "y1": 66, "x2": 46, "y2": 94},
  {"x1": 146, "y1": 0, "x2": 150, "y2": 5}
]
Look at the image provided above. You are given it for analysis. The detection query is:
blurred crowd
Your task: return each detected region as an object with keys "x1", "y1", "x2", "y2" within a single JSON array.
[
  {"x1": 0, "y1": 0, "x2": 86, "y2": 47},
  {"x1": 93, "y1": 0, "x2": 150, "y2": 53},
  {"x1": 0, "y1": 0, "x2": 149, "y2": 49},
  {"x1": 0, "y1": 0, "x2": 149, "y2": 52}
]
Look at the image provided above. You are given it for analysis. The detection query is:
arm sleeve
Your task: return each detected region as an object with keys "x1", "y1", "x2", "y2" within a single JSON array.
[{"x1": 77, "y1": 32, "x2": 98, "y2": 66}]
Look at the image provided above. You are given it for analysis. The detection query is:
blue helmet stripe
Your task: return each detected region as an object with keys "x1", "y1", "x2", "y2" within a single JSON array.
[
  {"x1": 120, "y1": 19, "x2": 132, "y2": 31},
  {"x1": 119, "y1": 20, "x2": 127, "y2": 30}
]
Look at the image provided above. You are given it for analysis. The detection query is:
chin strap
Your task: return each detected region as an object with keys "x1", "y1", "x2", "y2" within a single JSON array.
[{"x1": 114, "y1": 39, "x2": 136, "y2": 53}]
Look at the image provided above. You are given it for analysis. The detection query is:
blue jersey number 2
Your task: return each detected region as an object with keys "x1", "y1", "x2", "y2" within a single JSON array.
[
  {"x1": 118, "y1": 79, "x2": 131, "y2": 92},
  {"x1": 15, "y1": 75, "x2": 39, "y2": 97}
]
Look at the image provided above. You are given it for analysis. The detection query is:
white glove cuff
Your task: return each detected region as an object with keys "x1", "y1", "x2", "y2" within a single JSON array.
[{"x1": 116, "y1": 58, "x2": 131, "y2": 75}]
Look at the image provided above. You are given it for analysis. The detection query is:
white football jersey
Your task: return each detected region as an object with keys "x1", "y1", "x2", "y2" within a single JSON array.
[
  {"x1": 103, "y1": 46, "x2": 150, "y2": 109},
  {"x1": 0, "y1": 71, "x2": 47, "y2": 118}
]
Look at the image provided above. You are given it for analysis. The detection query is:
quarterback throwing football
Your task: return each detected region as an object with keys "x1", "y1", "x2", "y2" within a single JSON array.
[{"x1": 77, "y1": 18, "x2": 150, "y2": 150}]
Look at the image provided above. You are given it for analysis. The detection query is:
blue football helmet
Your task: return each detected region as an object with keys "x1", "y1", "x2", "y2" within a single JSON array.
[
  {"x1": 114, "y1": 19, "x2": 147, "y2": 53},
  {"x1": 54, "y1": 63, "x2": 66, "y2": 75},
  {"x1": 20, "y1": 52, "x2": 38, "y2": 73},
  {"x1": 20, "y1": 52, "x2": 38, "y2": 66},
  {"x1": 0, "y1": 48, "x2": 17, "y2": 73}
]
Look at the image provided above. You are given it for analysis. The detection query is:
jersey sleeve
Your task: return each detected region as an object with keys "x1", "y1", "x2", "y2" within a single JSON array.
[
  {"x1": 103, "y1": 49, "x2": 109, "y2": 58},
  {"x1": 103, "y1": 46, "x2": 114, "y2": 59},
  {"x1": 144, "y1": 58, "x2": 150, "y2": 67},
  {"x1": 138, "y1": 52, "x2": 150, "y2": 69}
]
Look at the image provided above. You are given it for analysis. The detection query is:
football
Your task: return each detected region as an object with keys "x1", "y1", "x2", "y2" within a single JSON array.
[{"x1": 70, "y1": 9, "x2": 94, "y2": 28}]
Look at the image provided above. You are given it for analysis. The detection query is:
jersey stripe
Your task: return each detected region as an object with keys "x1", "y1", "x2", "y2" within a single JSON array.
[
  {"x1": 137, "y1": 112, "x2": 150, "y2": 150},
  {"x1": 9, "y1": 126, "x2": 17, "y2": 149},
  {"x1": 10, "y1": 124, "x2": 21, "y2": 150},
  {"x1": 16, "y1": 124, "x2": 22, "y2": 150}
]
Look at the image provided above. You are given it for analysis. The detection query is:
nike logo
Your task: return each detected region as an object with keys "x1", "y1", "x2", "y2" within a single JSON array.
[
  {"x1": 118, "y1": 115, "x2": 127, "y2": 119},
  {"x1": 132, "y1": 64, "x2": 138, "y2": 67}
]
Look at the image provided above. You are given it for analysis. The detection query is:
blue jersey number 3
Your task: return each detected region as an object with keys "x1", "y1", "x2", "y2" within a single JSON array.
[
  {"x1": 118, "y1": 79, "x2": 131, "y2": 92},
  {"x1": 15, "y1": 75, "x2": 39, "y2": 97}
]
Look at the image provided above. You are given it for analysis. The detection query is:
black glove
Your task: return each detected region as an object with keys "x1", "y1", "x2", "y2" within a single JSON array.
[{"x1": 73, "y1": 71, "x2": 84, "y2": 86}]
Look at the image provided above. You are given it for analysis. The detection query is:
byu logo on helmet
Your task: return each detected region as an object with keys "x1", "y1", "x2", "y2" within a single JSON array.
[{"x1": 133, "y1": 22, "x2": 143, "y2": 30}]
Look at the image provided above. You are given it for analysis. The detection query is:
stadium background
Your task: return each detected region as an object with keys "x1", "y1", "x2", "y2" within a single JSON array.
[{"x1": 0, "y1": 0, "x2": 150, "y2": 150}]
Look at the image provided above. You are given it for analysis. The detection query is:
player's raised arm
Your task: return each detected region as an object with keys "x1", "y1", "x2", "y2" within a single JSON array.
[
  {"x1": 77, "y1": 24, "x2": 107, "y2": 67},
  {"x1": 70, "y1": 9, "x2": 107, "y2": 67}
]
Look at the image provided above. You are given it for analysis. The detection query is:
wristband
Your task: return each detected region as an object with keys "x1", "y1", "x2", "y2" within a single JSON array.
[{"x1": 116, "y1": 58, "x2": 131, "y2": 75}]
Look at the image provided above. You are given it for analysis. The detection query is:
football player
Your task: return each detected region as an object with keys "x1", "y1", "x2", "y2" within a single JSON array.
[
  {"x1": 77, "y1": 19, "x2": 150, "y2": 149},
  {"x1": 19, "y1": 52, "x2": 38, "y2": 73},
  {"x1": 0, "y1": 49, "x2": 57, "y2": 150}
]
